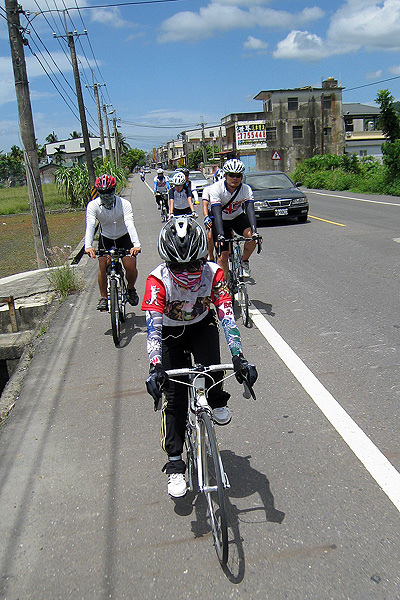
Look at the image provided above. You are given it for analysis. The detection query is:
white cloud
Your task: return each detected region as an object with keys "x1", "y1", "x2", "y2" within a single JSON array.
[
  {"x1": 244, "y1": 36, "x2": 268, "y2": 51},
  {"x1": 273, "y1": 30, "x2": 325, "y2": 61},
  {"x1": 158, "y1": 2, "x2": 324, "y2": 43},
  {"x1": 327, "y1": 0, "x2": 400, "y2": 52},
  {"x1": 388, "y1": 65, "x2": 400, "y2": 75},
  {"x1": 366, "y1": 70, "x2": 383, "y2": 79},
  {"x1": 90, "y1": 7, "x2": 135, "y2": 29},
  {"x1": 273, "y1": 1, "x2": 400, "y2": 63}
]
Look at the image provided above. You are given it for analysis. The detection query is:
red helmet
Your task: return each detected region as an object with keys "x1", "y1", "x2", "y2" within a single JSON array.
[{"x1": 94, "y1": 174, "x2": 117, "y2": 193}]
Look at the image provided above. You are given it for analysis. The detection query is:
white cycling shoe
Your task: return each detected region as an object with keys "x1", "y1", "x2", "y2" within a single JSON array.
[
  {"x1": 213, "y1": 406, "x2": 232, "y2": 425},
  {"x1": 167, "y1": 473, "x2": 187, "y2": 498},
  {"x1": 242, "y1": 260, "x2": 251, "y2": 278}
]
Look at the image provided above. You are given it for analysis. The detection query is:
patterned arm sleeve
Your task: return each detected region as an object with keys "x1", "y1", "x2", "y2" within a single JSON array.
[
  {"x1": 211, "y1": 269, "x2": 243, "y2": 357},
  {"x1": 145, "y1": 310, "x2": 163, "y2": 365}
]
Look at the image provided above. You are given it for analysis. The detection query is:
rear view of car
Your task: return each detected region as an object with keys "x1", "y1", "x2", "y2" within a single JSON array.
[
  {"x1": 188, "y1": 171, "x2": 209, "y2": 198},
  {"x1": 244, "y1": 171, "x2": 309, "y2": 223}
]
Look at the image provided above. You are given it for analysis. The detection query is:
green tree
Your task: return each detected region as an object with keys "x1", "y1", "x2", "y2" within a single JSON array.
[
  {"x1": 375, "y1": 89, "x2": 400, "y2": 143},
  {"x1": 53, "y1": 146, "x2": 65, "y2": 166},
  {"x1": 46, "y1": 132, "x2": 58, "y2": 144},
  {"x1": 69, "y1": 131, "x2": 81, "y2": 139},
  {"x1": 121, "y1": 148, "x2": 146, "y2": 172}
]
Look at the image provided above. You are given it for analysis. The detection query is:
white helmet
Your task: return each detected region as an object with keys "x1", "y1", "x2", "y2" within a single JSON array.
[
  {"x1": 214, "y1": 168, "x2": 224, "y2": 181},
  {"x1": 172, "y1": 172, "x2": 186, "y2": 186},
  {"x1": 223, "y1": 158, "x2": 245, "y2": 174},
  {"x1": 157, "y1": 168, "x2": 163, "y2": 174}
]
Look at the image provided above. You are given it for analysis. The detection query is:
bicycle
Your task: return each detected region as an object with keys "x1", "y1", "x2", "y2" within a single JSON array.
[
  {"x1": 155, "y1": 191, "x2": 169, "y2": 222},
  {"x1": 164, "y1": 358, "x2": 256, "y2": 566},
  {"x1": 96, "y1": 248, "x2": 130, "y2": 346},
  {"x1": 222, "y1": 235, "x2": 262, "y2": 328}
]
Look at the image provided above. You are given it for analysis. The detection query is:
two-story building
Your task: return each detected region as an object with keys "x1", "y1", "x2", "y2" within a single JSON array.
[{"x1": 45, "y1": 137, "x2": 115, "y2": 167}]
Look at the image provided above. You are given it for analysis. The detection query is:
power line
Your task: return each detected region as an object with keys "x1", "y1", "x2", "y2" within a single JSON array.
[
  {"x1": 30, "y1": 0, "x2": 185, "y2": 20},
  {"x1": 344, "y1": 75, "x2": 400, "y2": 92}
]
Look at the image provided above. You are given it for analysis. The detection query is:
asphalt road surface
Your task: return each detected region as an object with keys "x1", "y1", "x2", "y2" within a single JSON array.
[{"x1": 0, "y1": 174, "x2": 399, "y2": 599}]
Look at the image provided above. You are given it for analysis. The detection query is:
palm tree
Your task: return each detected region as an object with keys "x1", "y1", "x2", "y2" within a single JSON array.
[
  {"x1": 69, "y1": 131, "x2": 81, "y2": 139},
  {"x1": 46, "y1": 132, "x2": 58, "y2": 144},
  {"x1": 117, "y1": 131, "x2": 130, "y2": 155}
]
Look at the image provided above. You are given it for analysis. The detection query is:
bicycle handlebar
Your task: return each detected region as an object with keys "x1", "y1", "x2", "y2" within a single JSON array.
[
  {"x1": 166, "y1": 363, "x2": 256, "y2": 400},
  {"x1": 216, "y1": 234, "x2": 263, "y2": 256},
  {"x1": 95, "y1": 248, "x2": 138, "y2": 258}
]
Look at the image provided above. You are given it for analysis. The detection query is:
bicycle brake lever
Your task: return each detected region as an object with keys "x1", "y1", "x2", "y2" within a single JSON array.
[{"x1": 242, "y1": 378, "x2": 256, "y2": 400}]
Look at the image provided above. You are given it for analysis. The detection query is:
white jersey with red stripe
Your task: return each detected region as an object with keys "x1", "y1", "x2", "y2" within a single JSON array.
[{"x1": 208, "y1": 179, "x2": 254, "y2": 220}]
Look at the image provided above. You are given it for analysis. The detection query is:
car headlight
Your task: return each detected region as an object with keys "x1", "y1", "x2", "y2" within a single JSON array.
[{"x1": 291, "y1": 196, "x2": 307, "y2": 205}]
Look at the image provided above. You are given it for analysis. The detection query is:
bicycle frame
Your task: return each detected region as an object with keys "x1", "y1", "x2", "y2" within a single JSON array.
[{"x1": 96, "y1": 248, "x2": 129, "y2": 345}]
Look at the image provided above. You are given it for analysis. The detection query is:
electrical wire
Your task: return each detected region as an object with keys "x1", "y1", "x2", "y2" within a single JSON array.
[{"x1": 344, "y1": 75, "x2": 400, "y2": 92}]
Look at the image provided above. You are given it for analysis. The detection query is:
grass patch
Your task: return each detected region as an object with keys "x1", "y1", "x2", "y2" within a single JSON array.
[
  {"x1": 47, "y1": 263, "x2": 83, "y2": 299},
  {"x1": 0, "y1": 183, "x2": 69, "y2": 215},
  {"x1": 0, "y1": 211, "x2": 86, "y2": 278}
]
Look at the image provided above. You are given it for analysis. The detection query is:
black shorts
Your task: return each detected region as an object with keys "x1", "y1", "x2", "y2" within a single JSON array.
[
  {"x1": 212, "y1": 212, "x2": 250, "y2": 252},
  {"x1": 173, "y1": 207, "x2": 192, "y2": 216},
  {"x1": 98, "y1": 232, "x2": 132, "y2": 251}
]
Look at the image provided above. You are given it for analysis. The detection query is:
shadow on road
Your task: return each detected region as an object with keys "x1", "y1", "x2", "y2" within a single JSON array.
[
  {"x1": 103, "y1": 311, "x2": 147, "y2": 348},
  {"x1": 172, "y1": 450, "x2": 285, "y2": 583}
]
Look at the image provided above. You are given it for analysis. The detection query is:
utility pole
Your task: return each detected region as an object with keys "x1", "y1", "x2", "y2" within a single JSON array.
[
  {"x1": 112, "y1": 116, "x2": 120, "y2": 166},
  {"x1": 87, "y1": 81, "x2": 106, "y2": 161},
  {"x1": 201, "y1": 120, "x2": 207, "y2": 164},
  {"x1": 6, "y1": 0, "x2": 51, "y2": 268},
  {"x1": 55, "y1": 12, "x2": 95, "y2": 186},
  {"x1": 103, "y1": 104, "x2": 113, "y2": 163}
]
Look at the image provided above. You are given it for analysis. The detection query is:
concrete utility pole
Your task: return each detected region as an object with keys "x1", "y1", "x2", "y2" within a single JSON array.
[
  {"x1": 89, "y1": 81, "x2": 106, "y2": 161},
  {"x1": 201, "y1": 120, "x2": 207, "y2": 163},
  {"x1": 6, "y1": 0, "x2": 51, "y2": 268},
  {"x1": 112, "y1": 116, "x2": 120, "y2": 166},
  {"x1": 56, "y1": 12, "x2": 95, "y2": 186},
  {"x1": 103, "y1": 104, "x2": 113, "y2": 163}
]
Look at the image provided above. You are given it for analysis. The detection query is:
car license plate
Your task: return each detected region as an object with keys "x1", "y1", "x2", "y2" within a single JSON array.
[{"x1": 275, "y1": 208, "x2": 288, "y2": 216}]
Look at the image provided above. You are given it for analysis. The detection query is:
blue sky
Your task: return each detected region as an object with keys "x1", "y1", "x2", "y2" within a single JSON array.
[{"x1": 1, "y1": 0, "x2": 400, "y2": 153}]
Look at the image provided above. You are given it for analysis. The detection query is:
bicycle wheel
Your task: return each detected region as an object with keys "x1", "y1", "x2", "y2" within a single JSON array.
[
  {"x1": 198, "y1": 411, "x2": 228, "y2": 565},
  {"x1": 119, "y1": 278, "x2": 127, "y2": 323},
  {"x1": 110, "y1": 278, "x2": 121, "y2": 346},
  {"x1": 185, "y1": 423, "x2": 197, "y2": 493},
  {"x1": 238, "y1": 283, "x2": 250, "y2": 327}
]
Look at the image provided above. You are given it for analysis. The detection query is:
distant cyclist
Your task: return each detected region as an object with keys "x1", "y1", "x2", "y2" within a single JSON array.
[
  {"x1": 209, "y1": 158, "x2": 260, "y2": 279},
  {"x1": 169, "y1": 171, "x2": 196, "y2": 217},
  {"x1": 203, "y1": 168, "x2": 224, "y2": 260},
  {"x1": 142, "y1": 217, "x2": 257, "y2": 498},
  {"x1": 153, "y1": 168, "x2": 170, "y2": 212},
  {"x1": 85, "y1": 174, "x2": 141, "y2": 311},
  {"x1": 182, "y1": 168, "x2": 199, "y2": 205}
]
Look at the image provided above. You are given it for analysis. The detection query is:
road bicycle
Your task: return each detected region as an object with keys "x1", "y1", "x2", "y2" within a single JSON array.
[
  {"x1": 96, "y1": 248, "x2": 130, "y2": 346},
  {"x1": 223, "y1": 235, "x2": 262, "y2": 328},
  {"x1": 155, "y1": 191, "x2": 169, "y2": 222},
  {"x1": 165, "y1": 358, "x2": 256, "y2": 566}
]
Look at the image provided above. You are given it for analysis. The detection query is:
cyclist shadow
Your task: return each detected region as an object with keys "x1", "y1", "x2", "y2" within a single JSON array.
[
  {"x1": 251, "y1": 299, "x2": 275, "y2": 317},
  {"x1": 173, "y1": 450, "x2": 284, "y2": 583},
  {"x1": 104, "y1": 312, "x2": 147, "y2": 348}
]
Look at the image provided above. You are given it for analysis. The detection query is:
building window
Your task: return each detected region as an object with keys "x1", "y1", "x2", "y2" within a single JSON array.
[
  {"x1": 264, "y1": 98, "x2": 272, "y2": 112},
  {"x1": 344, "y1": 118, "x2": 353, "y2": 132},
  {"x1": 359, "y1": 150, "x2": 367, "y2": 157},
  {"x1": 288, "y1": 97, "x2": 298, "y2": 111},
  {"x1": 59, "y1": 144, "x2": 65, "y2": 149},
  {"x1": 292, "y1": 125, "x2": 303, "y2": 139},
  {"x1": 209, "y1": 131, "x2": 214, "y2": 137},
  {"x1": 266, "y1": 127, "x2": 277, "y2": 141},
  {"x1": 323, "y1": 95, "x2": 332, "y2": 110},
  {"x1": 324, "y1": 127, "x2": 332, "y2": 136},
  {"x1": 80, "y1": 143, "x2": 85, "y2": 148}
]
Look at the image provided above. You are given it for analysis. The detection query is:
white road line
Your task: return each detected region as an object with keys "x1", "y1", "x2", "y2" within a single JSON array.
[
  {"x1": 249, "y1": 304, "x2": 400, "y2": 513},
  {"x1": 307, "y1": 190, "x2": 400, "y2": 207}
]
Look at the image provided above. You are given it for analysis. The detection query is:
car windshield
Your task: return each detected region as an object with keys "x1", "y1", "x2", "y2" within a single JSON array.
[
  {"x1": 246, "y1": 173, "x2": 294, "y2": 190},
  {"x1": 189, "y1": 172, "x2": 206, "y2": 181}
]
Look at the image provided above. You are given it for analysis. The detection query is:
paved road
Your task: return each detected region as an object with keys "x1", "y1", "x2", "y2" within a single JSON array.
[{"x1": 0, "y1": 175, "x2": 399, "y2": 599}]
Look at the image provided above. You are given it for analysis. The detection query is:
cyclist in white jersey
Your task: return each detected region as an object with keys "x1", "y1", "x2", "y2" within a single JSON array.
[
  {"x1": 209, "y1": 159, "x2": 261, "y2": 278},
  {"x1": 85, "y1": 174, "x2": 141, "y2": 311},
  {"x1": 153, "y1": 168, "x2": 170, "y2": 212}
]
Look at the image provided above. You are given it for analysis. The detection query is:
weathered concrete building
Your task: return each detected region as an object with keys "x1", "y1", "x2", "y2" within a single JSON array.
[{"x1": 253, "y1": 77, "x2": 344, "y2": 173}]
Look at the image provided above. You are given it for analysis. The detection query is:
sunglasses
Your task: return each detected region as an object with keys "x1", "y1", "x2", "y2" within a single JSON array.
[
  {"x1": 226, "y1": 173, "x2": 242, "y2": 179},
  {"x1": 168, "y1": 260, "x2": 203, "y2": 273}
]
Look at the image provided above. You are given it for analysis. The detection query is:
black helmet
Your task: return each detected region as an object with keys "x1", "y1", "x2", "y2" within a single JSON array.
[{"x1": 158, "y1": 216, "x2": 208, "y2": 263}]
